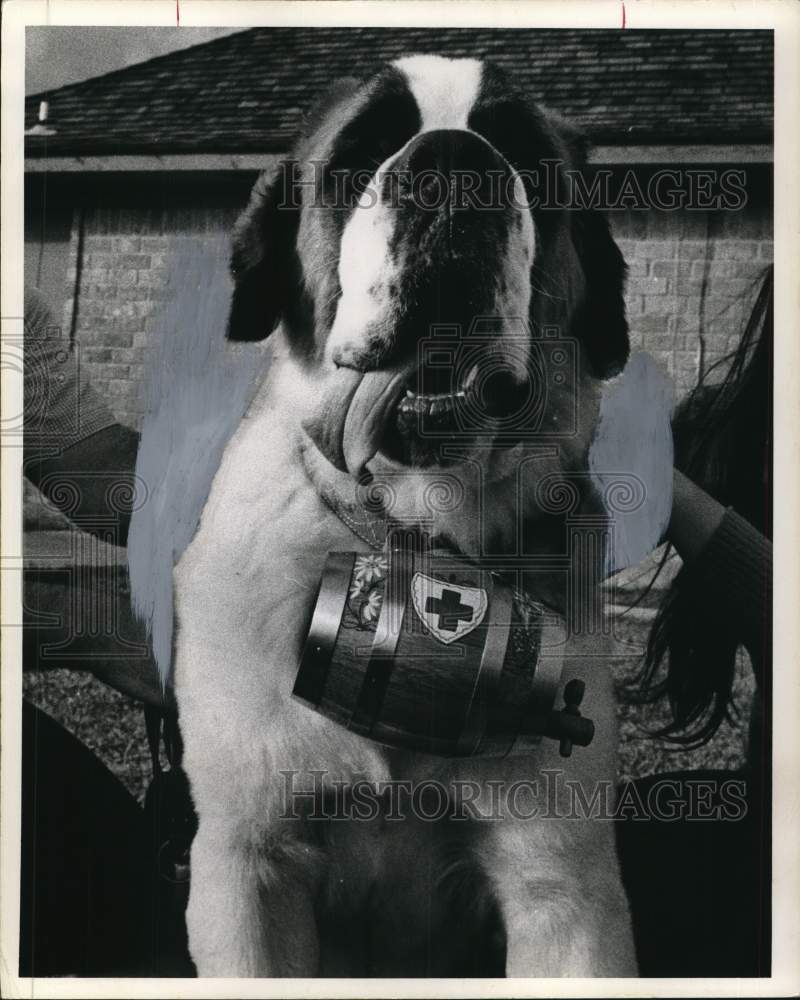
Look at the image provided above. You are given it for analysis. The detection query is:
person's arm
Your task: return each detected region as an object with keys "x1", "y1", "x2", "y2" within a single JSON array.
[
  {"x1": 667, "y1": 469, "x2": 727, "y2": 564},
  {"x1": 25, "y1": 423, "x2": 141, "y2": 546},
  {"x1": 665, "y1": 468, "x2": 771, "y2": 674},
  {"x1": 23, "y1": 288, "x2": 165, "y2": 704},
  {"x1": 23, "y1": 287, "x2": 140, "y2": 545}
]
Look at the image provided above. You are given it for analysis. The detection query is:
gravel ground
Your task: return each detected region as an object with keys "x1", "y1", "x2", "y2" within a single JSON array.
[{"x1": 23, "y1": 669, "x2": 154, "y2": 803}]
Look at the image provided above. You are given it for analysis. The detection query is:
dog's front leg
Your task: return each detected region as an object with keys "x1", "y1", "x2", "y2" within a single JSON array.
[
  {"x1": 482, "y1": 816, "x2": 636, "y2": 978},
  {"x1": 187, "y1": 817, "x2": 320, "y2": 977}
]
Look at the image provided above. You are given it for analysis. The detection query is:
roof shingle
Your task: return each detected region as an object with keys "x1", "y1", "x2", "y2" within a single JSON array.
[{"x1": 25, "y1": 27, "x2": 773, "y2": 157}]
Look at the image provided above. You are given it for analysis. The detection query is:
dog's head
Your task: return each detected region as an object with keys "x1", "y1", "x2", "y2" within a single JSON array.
[{"x1": 227, "y1": 54, "x2": 628, "y2": 485}]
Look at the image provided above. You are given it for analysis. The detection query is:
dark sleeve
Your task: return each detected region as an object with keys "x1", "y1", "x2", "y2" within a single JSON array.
[
  {"x1": 23, "y1": 287, "x2": 140, "y2": 545},
  {"x1": 24, "y1": 286, "x2": 117, "y2": 448},
  {"x1": 693, "y1": 507, "x2": 772, "y2": 676}
]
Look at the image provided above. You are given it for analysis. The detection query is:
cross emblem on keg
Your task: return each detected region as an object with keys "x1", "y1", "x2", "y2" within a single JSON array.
[
  {"x1": 411, "y1": 573, "x2": 488, "y2": 645},
  {"x1": 425, "y1": 588, "x2": 474, "y2": 633}
]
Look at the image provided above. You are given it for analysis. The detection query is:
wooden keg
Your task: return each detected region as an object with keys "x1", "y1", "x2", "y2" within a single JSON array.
[{"x1": 293, "y1": 547, "x2": 594, "y2": 758}]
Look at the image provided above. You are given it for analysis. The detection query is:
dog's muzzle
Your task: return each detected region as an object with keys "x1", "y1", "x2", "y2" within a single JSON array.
[{"x1": 304, "y1": 128, "x2": 532, "y2": 476}]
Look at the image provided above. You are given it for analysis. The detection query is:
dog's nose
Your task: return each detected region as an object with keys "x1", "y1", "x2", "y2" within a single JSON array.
[{"x1": 391, "y1": 129, "x2": 511, "y2": 208}]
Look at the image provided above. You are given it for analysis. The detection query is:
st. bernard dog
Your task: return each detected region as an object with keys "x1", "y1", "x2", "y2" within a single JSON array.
[{"x1": 173, "y1": 55, "x2": 638, "y2": 976}]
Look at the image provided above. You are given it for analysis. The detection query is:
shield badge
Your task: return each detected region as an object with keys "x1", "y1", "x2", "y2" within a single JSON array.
[{"x1": 411, "y1": 573, "x2": 488, "y2": 645}]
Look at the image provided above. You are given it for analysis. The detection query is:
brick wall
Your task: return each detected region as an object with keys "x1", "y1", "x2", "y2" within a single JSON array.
[
  {"x1": 60, "y1": 176, "x2": 250, "y2": 429},
  {"x1": 65, "y1": 232, "x2": 165, "y2": 429},
  {"x1": 54, "y1": 168, "x2": 771, "y2": 430},
  {"x1": 610, "y1": 190, "x2": 772, "y2": 397}
]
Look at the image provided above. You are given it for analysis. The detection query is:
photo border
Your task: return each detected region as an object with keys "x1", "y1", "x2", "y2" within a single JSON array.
[{"x1": 2, "y1": 2, "x2": 798, "y2": 997}]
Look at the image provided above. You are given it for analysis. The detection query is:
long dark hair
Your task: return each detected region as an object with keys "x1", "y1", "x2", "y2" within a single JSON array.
[{"x1": 634, "y1": 265, "x2": 772, "y2": 746}]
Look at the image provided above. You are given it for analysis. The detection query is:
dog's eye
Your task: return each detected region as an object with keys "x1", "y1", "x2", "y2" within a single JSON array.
[
  {"x1": 325, "y1": 130, "x2": 414, "y2": 207},
  {"x1": 324, "y1": 88, "x2": 421, "y2": 209},
  {"x1": 468, "y1": 99, "x2": 533, "y2": 176},
  {"x1": 328, "y1": 131, "x2": 401, "y2": 180},
  {"x1": 468, "y1": 99, "x2": 564, "y2": 209},
  {"x1": 324, "y1": 146, "x2": 392, "y2": 211}
]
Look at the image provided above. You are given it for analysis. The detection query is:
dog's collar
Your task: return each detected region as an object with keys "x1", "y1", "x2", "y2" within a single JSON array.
[
  {"x1": 319, "y1": 483, "x2": 388, "y2": 551},
  {"x1": 300, "y1": 437, "x2": 450, "y2": 555},
  {"x1": 301, "y1": 436, "x2": 387, "y2": 551}
]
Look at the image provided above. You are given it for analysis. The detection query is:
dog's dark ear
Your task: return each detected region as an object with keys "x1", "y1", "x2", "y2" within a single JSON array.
[
  {"x1": 227, "y1": 77, "x2": 364, "y2": 342},
  {"x1": 227, "y1": 160, "x2": 299, "y2": 342},
  {"x1": 571, "y1": 209, "x2": 630, "y2": 378}
]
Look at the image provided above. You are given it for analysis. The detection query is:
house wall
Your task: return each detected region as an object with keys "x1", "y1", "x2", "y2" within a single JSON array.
[
  {"x1": 50, "y1": 174, "x2": 252, "y2": 429},
  {"x1": 610, "y1": 163, "x2": 772, "y2": 393},
  {"x1": 26, "y1": 164, "x2": 772, "y2": 431},
  {"x1": 24, "y1": 175, "x2": 74, "y2": 318}
]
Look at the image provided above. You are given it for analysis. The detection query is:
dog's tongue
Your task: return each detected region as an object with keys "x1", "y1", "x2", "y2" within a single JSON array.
[{"x1": 302, "y1": 369, "x2": 403, "y2": 477}]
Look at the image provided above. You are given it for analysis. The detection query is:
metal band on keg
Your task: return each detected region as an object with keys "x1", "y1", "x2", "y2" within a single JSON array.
[
  {"x1": 293, "y1": 552, "x2": 355, "y2": 708},
  {"x1": 504, "y1": 604, "x2": 566, "y2": 756},
  {"x1": 348, "y1": 547, "x2": 410, "y2": 736},
  {"x1": 456, "y1": 577, "x2": 511, "y2": 757},
  {"x1": 529, "y1": 610, "x2": 566, "y2": 708}
]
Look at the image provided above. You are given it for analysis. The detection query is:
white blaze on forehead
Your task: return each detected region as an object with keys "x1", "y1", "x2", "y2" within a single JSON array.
[
  {"x1": 326, "y1": 174, "x2": 399, "y2": 362},
  {"x1": 393, "y1": 55, "x2": 483, "y2": 131}
]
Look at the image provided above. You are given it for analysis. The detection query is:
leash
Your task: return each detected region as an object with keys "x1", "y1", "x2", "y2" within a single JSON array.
[
  {"x1": 145, "y1": 703, "x2": 183, "y2": 777},
  {"x1": 144, "y1": 704, "x2": 196, "y2": 888}
]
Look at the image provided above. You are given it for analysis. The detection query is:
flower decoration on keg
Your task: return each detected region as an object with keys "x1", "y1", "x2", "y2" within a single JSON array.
[
  {"x1": 359, "y1": 588, "x2": 383, "y2": 625},
  {"x1": 345, "y1": 553, "x2": 388, "y2": 628},
  {"x1": 353, "y1": 554, "x2": 388, "y2": 588}
]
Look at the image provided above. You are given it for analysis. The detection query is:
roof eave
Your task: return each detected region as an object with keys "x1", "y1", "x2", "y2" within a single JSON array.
[{"x1": 24, "y1": 143, "x2": 774, "y2": 173}]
